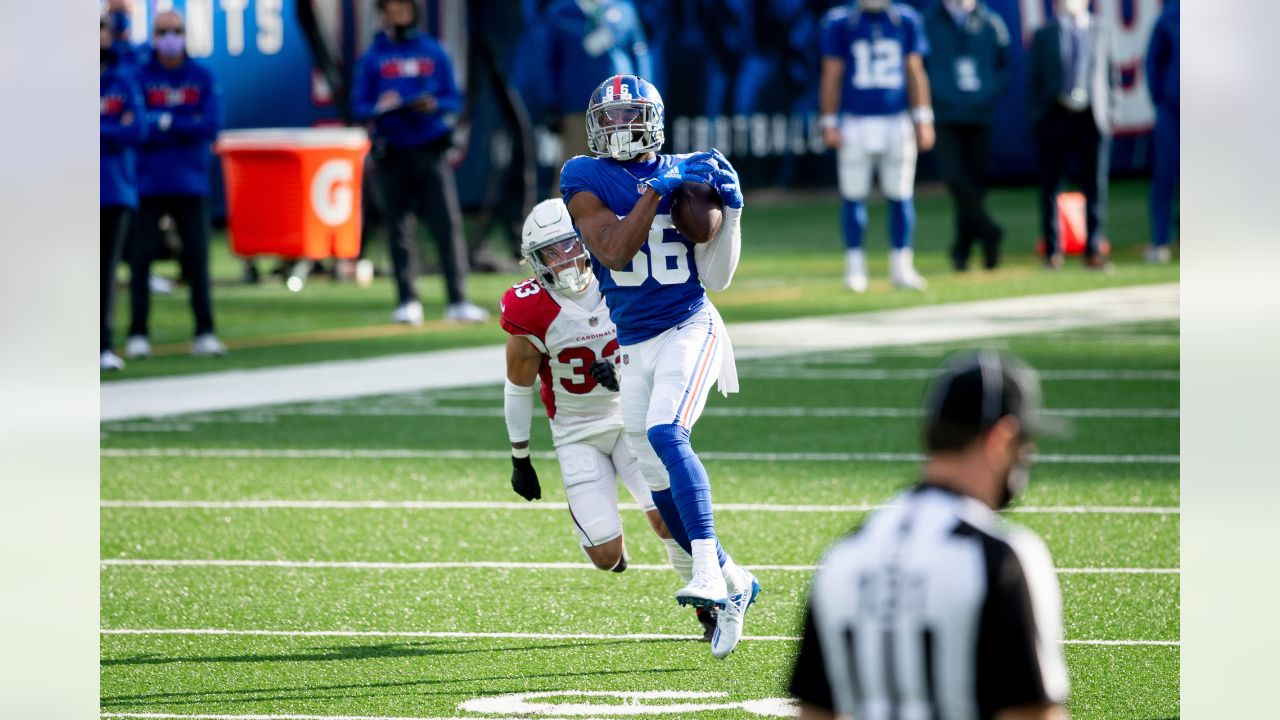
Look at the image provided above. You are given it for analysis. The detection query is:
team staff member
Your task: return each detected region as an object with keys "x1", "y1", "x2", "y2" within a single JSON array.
[
  {"x1": 127, "y1": 9, "x2": 226, "y2": 359},
  {"x1": 1145, "y1": 0, "x2": 1179, "y2": 264},
  {"x1": 101, "y1": 14, "x2": 146, "y2": 371},
  {"x1": 790, "y1": 349, "x2": 1069, "y2": 720},
  {"x1": 923, "y1": 0, "x2": 1011, "y2": 272},
  {"x1": 352, "y1": 0, "x2": 489, "y2": 326}
]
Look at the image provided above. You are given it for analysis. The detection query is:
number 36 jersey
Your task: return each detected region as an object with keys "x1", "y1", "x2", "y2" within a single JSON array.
[
  {"x1": 560, "y1": 153, "x2": 707, "y2": 346},
  {"x1": 500, "y1": 278, "x2": 622, "y2": 448}
]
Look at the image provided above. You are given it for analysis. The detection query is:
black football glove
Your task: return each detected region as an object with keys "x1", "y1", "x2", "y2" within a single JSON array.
[
  {"x1": 589, "y1": 357, "x2": 620, "y2": 392},
  {"x1": 510, "y1": 455, "x2": 541, "y2": 501}
]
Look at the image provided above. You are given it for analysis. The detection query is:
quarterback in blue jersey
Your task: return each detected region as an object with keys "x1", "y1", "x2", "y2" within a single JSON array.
[
  {"x1": 561, "y1": 74, "x2": 759, "y2": 659},
  {"x1": 820, "y1": 0, "x2": 934, "y2": 292}
]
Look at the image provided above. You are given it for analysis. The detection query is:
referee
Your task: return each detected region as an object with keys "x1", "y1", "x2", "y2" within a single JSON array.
[{"x1": 789, "y1": 349, "x2": 1069, "y2": 720}]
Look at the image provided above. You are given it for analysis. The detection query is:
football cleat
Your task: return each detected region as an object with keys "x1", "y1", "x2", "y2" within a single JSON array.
[
  {"x1": 695, "y1": 606, "x2": 718, "y2": 642},
  {"x1": 444, "y1": 301, "x2": 490, "y2": 324},
  {"x1": 844, "y1": 248, "x2": 868, "y2": 293},
  {"x1": 125, "y1": 335, "x2": 151, "y2": 359},
  {"x1": 392, "y1": 300, "x2": 424, "y2": 325},
  {"x1": 192, "y1": 333, "x2": 228, "y2": 357},
  {"x1": 889, "y1": 248, "x2": 928, "y2": 291},
  {"x1": 99, "y1": 350, "x2": 125, "y2": 372},
  {"x1": 675, "y1": 566, "x2": 728, "y2": 610},
  {"x1": 711, "y1": 571, "x2": 760, "y2": 659}
]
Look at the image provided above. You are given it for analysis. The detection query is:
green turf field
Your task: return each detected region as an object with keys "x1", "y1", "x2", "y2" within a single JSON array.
[
  {"x1": 104, "y1": 180, "x2": 1178, "y2": 380},
  {"x1": 101, "y1": 320, "x2": 1180, "y2": 719}
]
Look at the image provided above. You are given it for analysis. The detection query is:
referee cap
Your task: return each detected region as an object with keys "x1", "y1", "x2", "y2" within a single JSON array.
[{"x1": 922, "y1": 349, "x2": 1064, "y2": 452}]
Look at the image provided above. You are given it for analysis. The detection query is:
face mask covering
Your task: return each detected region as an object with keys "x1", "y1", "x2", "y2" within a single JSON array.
[
  {"x1": 155, "y1": 34, "x2": 185, "y2": 59},
  {"x1": 111, "y1": 11, "x2": 131, "y2": 36}
]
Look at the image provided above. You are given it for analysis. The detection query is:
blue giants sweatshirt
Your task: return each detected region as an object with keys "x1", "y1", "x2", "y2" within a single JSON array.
[
  {"x1": 101, "y1": 60, "x2": 146, "y2": 208},
  {"x1": 136, "y1": 54, "x2": 221, "y2": 197},
  {"x1": 352, "y1": 30, "x2": 463, "y2": 149}
]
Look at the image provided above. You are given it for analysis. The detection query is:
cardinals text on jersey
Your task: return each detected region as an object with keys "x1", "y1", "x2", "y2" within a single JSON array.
[{"x1": 500, "y1": 278, "x2": 622, "y2": 447}]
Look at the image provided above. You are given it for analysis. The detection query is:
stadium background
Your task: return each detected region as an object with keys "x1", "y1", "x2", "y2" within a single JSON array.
[{"x1": 112, "y1": 0, "x2": 1169, "y2": 219}]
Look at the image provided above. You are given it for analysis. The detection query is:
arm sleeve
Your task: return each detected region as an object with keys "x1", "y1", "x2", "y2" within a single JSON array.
[
  {"x1": 432, "y1": 46, "x2": 464, "y2": 115},
  {"x1": 908, "y1": 11, "x2": 929, "y2": 57},
  {"x1": 788, "y1": 599, "x2": 836, "y2": 711},
  {"x1": 351, "y1": 53, "x2": 381, "y2": 121},
  {"x1": 694, "y1": 206, "x2": 741, "y2": 292},
  {"x1": 819, "y1": 15, "x2": 842, "y2": 60},
  {"x1": 503, "y1": 378, "x2": 535, "y2": 444}
]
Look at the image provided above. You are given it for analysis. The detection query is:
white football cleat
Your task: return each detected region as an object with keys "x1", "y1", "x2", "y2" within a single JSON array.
[
  {"x1": 192, "y1": 333, "x2": 227, "y2": 357},
  {"x1": 391, "y1": 300, "x2": 424, "y2": 326},
  {"x1": 711, "y1": 569, "x2": 760, "y2": 659},
  {"x1": 675, "y1": 565, "x2": 728, "y2": 610},
  {"x1": 844, "y1": 248, "x2": 868, "y2": 293},
  {"x1": 445, "y1": 301, "x2": 490, "y2": 324},
  {"x1": 100, "y1": 350, "x2": 125, "y2": 371},
  {"x1": 125, "y1": 335, "x2": 151, "y2": 359},
  {"x1": 890, "y1": 248, "x2": 928, "y2": 291}
]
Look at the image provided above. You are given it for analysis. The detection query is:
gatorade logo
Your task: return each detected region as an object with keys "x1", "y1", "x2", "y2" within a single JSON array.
[{"x1": 311, "y1": 159, "x2": 354, "y2": 226}]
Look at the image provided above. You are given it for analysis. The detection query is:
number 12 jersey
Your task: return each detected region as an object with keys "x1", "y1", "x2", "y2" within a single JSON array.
[{"x1": 821, "y1": 4, "x2": 929, "y2": 117}]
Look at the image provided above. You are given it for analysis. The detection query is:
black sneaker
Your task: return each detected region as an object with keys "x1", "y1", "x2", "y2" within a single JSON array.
[{"x1": 695, "y1": 605, "x2": 718, "y2": 642}]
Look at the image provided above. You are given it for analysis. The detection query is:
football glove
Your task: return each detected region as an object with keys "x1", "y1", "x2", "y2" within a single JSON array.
[
  {"x1": 644, "y1": 152, "x2": 714, "y2": 196},
  {"x1": 686, "y1": 147, "x2": 744, "y2": 209},
  {"x1": 589, "y1": 357, "x2": 620, "y2": 392},
  {"x1": 510, "y1": 455, "x2": 541, "y2": 501}
]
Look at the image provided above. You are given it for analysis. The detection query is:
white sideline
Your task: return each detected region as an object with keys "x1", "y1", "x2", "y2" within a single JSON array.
[
  {"x1": 102, "y1": 714, "x2": 492, "y2": 720},
  {"x1": 100, "y1": 448, "x2": 1180, "y2": 464},
  {"x1": 737, "y1": 368, "x2": 1178, "y2": 381},
  {"x1": 101, "y1": 284, "x2": 1178, "y2": 421},
  {"x1": 99, "y1": 499, "x2": 1180, "y2": 514},
  {"x1": 99, "y1": 627, "x2": 1179, "y2": 647},
  {"x1": 99, "y1": 558, "x2": 1181, "y2": 575}
]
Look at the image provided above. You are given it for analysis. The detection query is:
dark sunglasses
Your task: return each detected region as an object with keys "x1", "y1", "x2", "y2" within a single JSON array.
[{"x1": 155, "y1": 28, "x2": 185, "y2": 37}]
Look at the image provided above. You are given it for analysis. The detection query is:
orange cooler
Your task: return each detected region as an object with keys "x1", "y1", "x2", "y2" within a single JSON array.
[{"x1": 215, "y1": 128, "x2": 371, "y2": 260}]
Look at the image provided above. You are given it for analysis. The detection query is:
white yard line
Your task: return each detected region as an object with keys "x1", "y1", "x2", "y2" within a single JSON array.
[
  {"x1": 99, "y1": 499, "x2": 1179, "y2": 514},
  {"x1": 99, "y1": 558, "x2": 1180, "y2": 575},
  {"x1": 101, "y1": 284, "x2": 1178, "y2": 421},
  {"x1": 100, "y1": 448, "x2": 1180, "y2": 464},
  {"x1": 99, "y1": 627, "x2": 1179, "y2": 647}
]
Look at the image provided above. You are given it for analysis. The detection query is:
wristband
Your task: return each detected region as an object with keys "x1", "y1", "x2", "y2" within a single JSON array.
[
  {"x1": 820, "y1": 114, "x2": 838, "y2": 131},
  {"x1": 511, "y1": 446, "x2": 530, "y2": 459},
  {"x1": 911, "y1": 107, "x2": 934, "y2": 125}
]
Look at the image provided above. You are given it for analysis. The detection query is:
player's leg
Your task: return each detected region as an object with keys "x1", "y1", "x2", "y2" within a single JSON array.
[
  {"x1": 1148, "y1": 108, "x2": 1178, "y2": 262},
  {"x1": 126, "y1": 196, "x2": 165, "y2": 351},
  {"x1": 170, "y1": 195, "x2": 217, "y2": 342},
  {"x1": 558, "y1": 442, "x2": 627, "y2": 571},
  {"x1": 1034, "y1": 112, "x2": 1071, "y2": 265},
  {"x1": 837, "y1": 116, "x2": 872, "y2": 292},
  {"x1": 375, "y1": 148, "x2": 422, "y2": 312},
  {"x1": 1079, "y1": 114, "x2": 1110, "y2": 263},
  {"x1": 882, "y1": 114, "x2": 926, "y2": 290}
]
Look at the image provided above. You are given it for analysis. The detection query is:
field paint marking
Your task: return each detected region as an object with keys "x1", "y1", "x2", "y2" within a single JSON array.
[
  {"x1": 100, "y1": 448, "x2": 1180, "y2": 465},
  {"x1": 103, "y1": 714, "x2": 492, "y2": 720},
  {"x1": 99, "y1": 499, "x2": 1180, "y2": 514},
  {"x1": 739, "y1": 368, "x2": 1179, "y2": 381},
  {"x1": 460, "y1": 690, "x2": 796, "y2": 717},
  {"x1": 99, "y1": 627, "x2": 1179, "y2": 647},
  {"x1": 101, "y1": 284, "x2": 1178, "y2": 421},
  {"x1": 99, "y1": 558, "x2": 1180, "y2": 575}
]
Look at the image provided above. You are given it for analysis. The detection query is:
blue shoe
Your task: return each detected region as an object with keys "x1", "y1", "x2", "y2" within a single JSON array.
[{"x1": 711, "y1": 571, "x2": 760, "y2": 659}]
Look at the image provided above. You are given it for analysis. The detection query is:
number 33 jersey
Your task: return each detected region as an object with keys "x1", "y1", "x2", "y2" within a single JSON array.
[
  {"x1": 500, "y1": 278, "x2": 623, "y2": 447},
  {"x1": 560, "y1": 153, "x2": 707, "y2": 346}
]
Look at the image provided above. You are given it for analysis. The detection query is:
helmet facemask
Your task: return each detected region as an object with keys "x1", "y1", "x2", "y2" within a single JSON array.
[
  {"x1": 587, "y1": 100, "x2": 664, "y2": 162},
  {"x1": 525, "y1": 234, "x2": 592, "y2": 295}
]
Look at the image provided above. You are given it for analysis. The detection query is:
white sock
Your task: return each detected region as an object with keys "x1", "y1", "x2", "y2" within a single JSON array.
[
  {"x1": 720, "y1": 551, "x2": 747, "y2": 593},
  {"x1": 690, "y1": 538, "x2": 719, "y2": 577},
  {"x1": 664, "y1": 538, "x2": 694, "y2": 584},
  {"x1": 845, "y1": 248, "x2": 866, "y2": 277}
]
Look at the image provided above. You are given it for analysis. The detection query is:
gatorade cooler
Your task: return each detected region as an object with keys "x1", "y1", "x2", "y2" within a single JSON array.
[
  {"x1": 215, "y1": 128, "x2": 370, "y2": 260},
  {"x1": 1037, "y1": 191, "x2": 1111, "y2": 256}
]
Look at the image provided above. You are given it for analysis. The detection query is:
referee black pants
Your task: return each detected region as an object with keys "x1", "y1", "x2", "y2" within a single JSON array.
[
  {"x1": 129, "y1": 194, "x2": 215, "y2": 339},
  {"x1": 935, "y1": 122, "x2": 1002, "y2": 270},
  {"x1": 101, "y1": 205, "x2": 132, "y2": 351},
  {"x1": 375, "y1": 139, "x2": 469, "y2": 306}
]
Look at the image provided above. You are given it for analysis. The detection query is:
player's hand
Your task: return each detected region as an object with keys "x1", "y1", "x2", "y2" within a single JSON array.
[
  {"x1": 915, "y1": 121, "x2": 936, "y2": 152},
  {"x1": 644, "y1": 152, "x2": 714, "y2": 196},
  {"x1": 375, "y1": 90, "x2": 402, "y2": 113},
  {"x1": 687, "y1": 147, "x2": 744, "y2": 209},
  {"x1": 589, "y1": 357, "x2": 620, "y2": 392},
  {"x1": 823, "y1": 127, "x2": 842, "y2": 149},
  {"x1": 510, "y1": 455, "x2": 541, "y2": 501}
]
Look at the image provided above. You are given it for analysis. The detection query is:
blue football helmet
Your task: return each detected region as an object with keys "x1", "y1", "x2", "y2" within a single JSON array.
[{"x1": 586, "y1": 75, "x2": 665, "y2": 161}]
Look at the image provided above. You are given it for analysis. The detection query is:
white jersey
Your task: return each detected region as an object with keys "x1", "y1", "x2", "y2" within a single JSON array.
[{"x1": 500, "y1": 278, "x2": 622, "y2": 447}]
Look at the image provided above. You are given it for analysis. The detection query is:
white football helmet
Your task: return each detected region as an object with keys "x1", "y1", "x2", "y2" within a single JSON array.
[{"x1": 521, "y1": 198, "x2": 592, "y2": 295}]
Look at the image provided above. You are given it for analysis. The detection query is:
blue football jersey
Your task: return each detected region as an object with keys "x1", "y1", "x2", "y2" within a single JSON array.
[
  {"x1": 821, "y1": 3, "x2": 929, "y2": 116},
  {"x1": 560, "y1": 153, "x2": 706, "y2": 346}
]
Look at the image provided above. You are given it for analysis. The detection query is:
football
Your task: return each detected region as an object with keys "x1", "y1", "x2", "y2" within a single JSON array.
[{"x1": 670, "y1": 181, "x2": 724, "y2": 244}]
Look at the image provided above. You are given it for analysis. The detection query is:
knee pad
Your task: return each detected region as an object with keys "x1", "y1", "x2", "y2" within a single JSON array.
[
  {"x1": 647, "y1": 424, "x2": 694, "y2": 469},
  {"x1": 626, "y1": 429, "x2": 669, "y2": 491}
]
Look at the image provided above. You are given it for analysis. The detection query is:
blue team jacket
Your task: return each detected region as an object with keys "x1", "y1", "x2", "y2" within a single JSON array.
[
  {"x1": 101, "y1": 61, "x2": 147, "y2": 209},
  {"x1": 1146, "y1": 0, "x2": 1179, "y2": 112},
  {"x1": 352, "y1": 31, "x2": 463, "y2": 149},
  {"x1": 543, "y1": 0, "x2": 651, "y2": 115},
  {"x1": 136, "y1": 55, "x2": 221, "y2": 197}
]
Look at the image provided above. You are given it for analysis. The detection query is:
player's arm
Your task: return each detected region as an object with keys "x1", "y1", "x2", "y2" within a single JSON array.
[
  {"x1": 906, "y1": 53, "x2": 935, "y2": 151},
  {"x1": 694, "y1": 148, "x2": 743, "y2": 292},
  {"x1": 568, "y1": 189, "x2": 661, "y2": 271},
  {"x1": 504, "y1": 335, "x2": 543, "y2": 501},
  {"x1": 819, "y1": 57, "x2": 844, "y2": 148}
]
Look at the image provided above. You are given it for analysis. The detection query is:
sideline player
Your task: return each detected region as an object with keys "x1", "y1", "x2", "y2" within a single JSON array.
[
  {"x1": 500, "y1": 198, "x2": 716, "y2": 640},
  {"x1": 820, "y1": 0, "x2": 934, "y2": 292},
  {"x1": 561, "y1": 74, "x2": 759, "y2": 659}
]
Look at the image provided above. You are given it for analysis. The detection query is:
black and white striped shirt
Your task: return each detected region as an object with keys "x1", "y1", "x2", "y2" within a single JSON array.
[{"x1": 789, "y1": 484, "x2": 1069, "y2": 720}]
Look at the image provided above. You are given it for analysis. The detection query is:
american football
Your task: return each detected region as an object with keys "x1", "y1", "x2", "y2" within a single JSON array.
[{"x1": 671, "y1": 180, "x2": 723, "y2": 244}]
